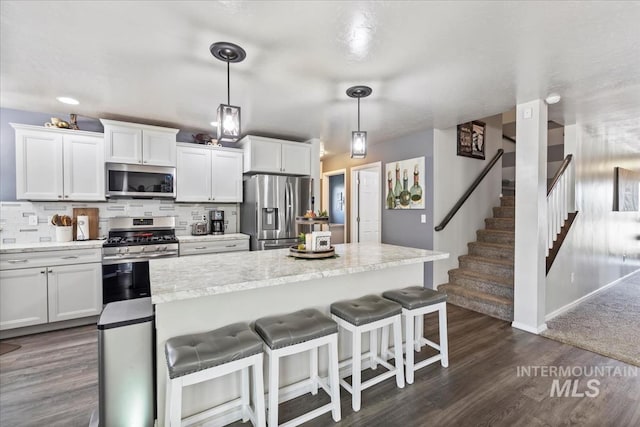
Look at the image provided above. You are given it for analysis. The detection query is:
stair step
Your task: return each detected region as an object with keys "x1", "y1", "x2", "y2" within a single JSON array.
[
  {"x1": 438, "y1": 283, "x2": 513, "y2": 321},
  {"x1": 493, "y1": 206, "x2": 515, "y2": 218},
  {"x1": 485, "y1": 217, "x2": 515, "y2": 231},
  {"x1": 468, "y1": 241, "x2": 514, "y2": 261},
  {"x1": 449, "y1": 268, "x2": 513, "y2": 298},
  {"x1": 501, "y1": 196, "x2": 515, "y2": 207},
  {"x1": 458, "y1": 255, "x2": 513, "y2": 279},
  {"x1": 476, "y1": 229, "x2": 515, "y2": 245}
]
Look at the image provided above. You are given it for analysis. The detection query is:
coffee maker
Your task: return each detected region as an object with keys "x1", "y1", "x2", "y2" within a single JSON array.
[{"x1": 210, "y1": 210, "x2": 224, "y2": 235}]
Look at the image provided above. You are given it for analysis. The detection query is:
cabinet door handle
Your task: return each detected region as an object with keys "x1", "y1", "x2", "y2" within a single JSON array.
[
  {"x1": 64, "y1": 195, "x2": 69, "y2": 198},
  {"x1": 7, "y1": 259, "x2": 28, "y2": 264},
  {"x1": 194, "y1": 246, "x2": 207, "y2": 250},
  {"x1": 41, "y1": 270, "x2": 46, "y2": 274},
  {"x1": 48, "y1": 268, "x2": 53, "y2": 273},
  {"x1": 61, "y1": 255, "x2": 79, "y2": 259},
  {"x1": 225, "y1": 244, "x2": 237, "y2": 248},
  {"x1": 58, "y1": 195, "x2": 63, "y2": 198}
]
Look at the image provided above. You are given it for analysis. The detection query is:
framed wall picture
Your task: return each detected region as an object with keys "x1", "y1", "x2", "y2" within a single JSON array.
[
  {"x1": 614, "y1": 167, "x2": 640, "y2": 211},
  {"x1": 384, "y1": 156, "x2": 425, "y2": 209},
  {"x1": 457, "y1": 120, "x2": 486, "y2": 160}
]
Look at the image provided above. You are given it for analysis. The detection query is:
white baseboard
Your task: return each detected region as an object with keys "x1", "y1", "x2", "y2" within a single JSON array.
[
  {"x1": 545, "y1": 268, "x2": 640, "y2": 322},
  {"x1": 511, "y1": 321, "x2": 547, "y2": 335}
]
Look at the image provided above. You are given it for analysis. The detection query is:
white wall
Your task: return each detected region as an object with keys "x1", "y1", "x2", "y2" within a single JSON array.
[
  {"x1": 546, "y1": 119, "x2": 640, "y2": 317},
  {"x1": 433, "y1": 114, "x2": 503, "y2": 288}
]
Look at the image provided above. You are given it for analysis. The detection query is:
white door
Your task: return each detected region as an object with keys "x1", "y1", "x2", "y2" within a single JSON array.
[
  {"x1": 281, "y1": 142, "x2": 311, "y2": 175},
  {"x1": 47, "y1": 263, "x2": 103, "y2": 322},
  {"x1": 351, "y1": 164, "x2": 381, "y2": 243},
  {"x1": 211, "y1": 150, "x2": 243, "y2": 202},
  {"x1": 0, "y1": 268, "x2": 49, "y2": 330},
  {"x1": 104, "y1": 123, "x2": 143, "y2": 164},
  {"x1": 15, "y1": 129, "x2": 64, "y2": 200},
  {"x1": 176, "y1": 146, "x2": 212, "y2": 202},
  {"x1": 63, "y1": 134, "x2": 105, "y2": 201},
  {"x1": 142, "y1": 129, "x2": 176, "y2": 166}
]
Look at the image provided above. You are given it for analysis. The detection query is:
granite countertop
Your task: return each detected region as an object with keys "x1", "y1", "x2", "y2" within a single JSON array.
[
  {"x1": 0, "y1": 239, "x2": 105, "y2": 254},
  {"x1": 177, "y1": 233, "x2": 249, "y2": 243},
  {"x1": 149, "y1": 243, "x2": 449, "y2": 304}
]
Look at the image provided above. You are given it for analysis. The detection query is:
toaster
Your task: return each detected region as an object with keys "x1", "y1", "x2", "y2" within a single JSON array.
[{"x1": 191, "y1": 222, "x2": 208, "y2": 235}]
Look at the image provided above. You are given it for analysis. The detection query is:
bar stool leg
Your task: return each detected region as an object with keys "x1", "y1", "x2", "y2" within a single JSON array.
[
  {"x1": 370, "y1": 329, "x2": 378, "y2": 370},
  {"x1": 241, "y1": 367, "x2": 250, "y2": 422},
  {"x1": 439, "y1": 304, "x2": 449, "y2": 367},
  {"x1": 253, "y1": 355, "x2": 266, "y2": 427},
  {"x1": 268, "y1": 352, "x2": 279, "y2": 427},
  {"x1": 392, "y1": 317, "x2": 405, "y2": 389},
  {"x1": 352, "y1": 329, "x2": 362, "y2": 411},
  {"x1": 380, "y1": 325, "x2": 389, "y2": 361},
  {"x1": 310, "y1": 347, "x2": 319, "y2": 395},
  {"x1": 405, "y1": 312, "x2": 415, "y2": 384},
  {"x1": 414, "y1": 315, "x2": 423, "y2": 352},
  {"x1": 164, "y1": 371, "x2": 172, "y2": 427},
  {"x1": 328, "y1": 336, "x2": 342, "y2": 422},
  {"x1": 168, "y1": 376, "x2": 182, "y2": 427}
]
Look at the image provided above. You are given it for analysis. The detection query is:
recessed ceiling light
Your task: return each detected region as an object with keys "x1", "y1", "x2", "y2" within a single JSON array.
[
  {"x1": 545, "y1": 93, "x2": 561, "y2": 104},
  {"x1": 56, "y1": 96, "x2": 79, "y2": 105}
]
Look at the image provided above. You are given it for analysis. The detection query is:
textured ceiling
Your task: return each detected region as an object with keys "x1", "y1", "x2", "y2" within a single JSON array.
[{"x1": 1, "y1": 1, "x2": 640, "y2": 156}]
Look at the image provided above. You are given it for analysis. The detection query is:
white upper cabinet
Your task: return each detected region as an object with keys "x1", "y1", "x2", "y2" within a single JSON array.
[
  {"x1": 176, "y1": 144, "x2": 243, "y2": 203},
  {"x1": 101, "y1": 119, "x2": 178, "y2": 166},
  {"x1": 238, "y1": 135, "x2": 311, "y2": 175},
  {"x1": 12, "y1": 124, "x2": 105, "y2": 201}
]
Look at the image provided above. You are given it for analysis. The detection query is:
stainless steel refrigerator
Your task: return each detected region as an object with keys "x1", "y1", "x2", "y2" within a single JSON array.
[{"x1": 241, "y1": 175, "x2": 313, "y2": 250}]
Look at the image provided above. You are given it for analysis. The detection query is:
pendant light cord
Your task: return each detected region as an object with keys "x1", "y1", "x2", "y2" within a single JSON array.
[
  {"x1": 357, "y1": 97, "x2": 361, "y2": 132},
  {"x1": 227, "y1": 59, "x2": 231, "y2": 105}
]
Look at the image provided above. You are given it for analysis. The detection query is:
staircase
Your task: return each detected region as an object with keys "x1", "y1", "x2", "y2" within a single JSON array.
[{"x1": 438, "y1": 195, "x2": 514, "y2": 321}]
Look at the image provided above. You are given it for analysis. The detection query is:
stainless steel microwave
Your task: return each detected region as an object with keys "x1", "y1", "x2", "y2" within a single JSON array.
[{"x1": 106, "y1": 163, "x2": 175, "y2": 198}]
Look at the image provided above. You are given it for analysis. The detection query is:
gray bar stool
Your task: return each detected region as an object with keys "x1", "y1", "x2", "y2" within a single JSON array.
[
  {"x1": 255, "y1": 308, "x2": 341, "y2": 427},
  {"x1": 330, "y1": 294, "x2": 405, "y2": 412},
  {"x1": 164, "y1": 322, "x2": 266, "y2": 427},
  {"x1": 382, "y1": 286, "x2": 449, "y2": 384}
]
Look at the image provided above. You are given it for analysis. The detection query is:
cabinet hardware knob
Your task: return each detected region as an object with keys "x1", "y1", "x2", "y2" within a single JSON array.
[
  {"x1": 64, "y1": 195, "x2": 69, "y2": 198},
  {"x1": 48, "y1": 268, "x2": 53, "y2": 273},
  {"x1": 143, "y1": 161, "x2": 147, "y2": 163},
  {"x1": 58, "y1": 195, "x2": 62, "y2": 198},
  {"x1": 41, "y1": 270, "x2": 46, "y2": 274}
]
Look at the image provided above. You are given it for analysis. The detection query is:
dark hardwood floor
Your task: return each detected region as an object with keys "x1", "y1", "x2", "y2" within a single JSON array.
[{"x1": 2, "y1": 305, "x2": 639, "y2": 427}]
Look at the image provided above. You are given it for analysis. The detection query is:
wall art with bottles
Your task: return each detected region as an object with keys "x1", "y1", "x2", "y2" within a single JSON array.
[{"x1": 385, "y1": 156, "x2": 425, "y2": 210}]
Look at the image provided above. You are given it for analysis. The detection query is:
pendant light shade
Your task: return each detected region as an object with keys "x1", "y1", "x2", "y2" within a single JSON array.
[
  {"x1": 346, "y1": 85, "x2": 372, "y2": 159},
  {"x1": 210, "y1": 42, "x2": 246, "y2": 143}
]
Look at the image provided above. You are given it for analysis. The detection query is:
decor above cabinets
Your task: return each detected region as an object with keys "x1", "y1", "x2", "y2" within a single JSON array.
[
  {"x1": 101, "y1": 119, "x2": 178, "y2": 167},
  {"x1": 11, "y1": 124, "x2": 105, "y2": 201},
  {"x1": 238, "y1": 135, "x2": 311, "y2": 176},
  {"x1": 175, "y1": 143, "x2": 243, "y2": 203}
]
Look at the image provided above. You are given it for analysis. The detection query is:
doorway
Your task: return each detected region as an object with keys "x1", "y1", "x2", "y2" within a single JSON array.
[
  {"x1": 322, "y1": 169, "x2": 347, "y2": 244},
  {"x1": 350, "y1": 162, "x2": 382, "y2": 243}
]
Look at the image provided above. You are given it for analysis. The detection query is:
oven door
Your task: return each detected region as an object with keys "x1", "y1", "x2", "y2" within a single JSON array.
[{"x1": 102, "y1": 260, "x2": 151, "y2": 304}]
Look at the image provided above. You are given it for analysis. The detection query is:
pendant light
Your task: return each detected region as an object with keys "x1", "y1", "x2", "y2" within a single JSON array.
[
  {"x1": 346, "y1": 85, "x2": 372, "y2": 159},
  {"x1": 210, "y1": 42, "x2": 246, "y2": 143}
]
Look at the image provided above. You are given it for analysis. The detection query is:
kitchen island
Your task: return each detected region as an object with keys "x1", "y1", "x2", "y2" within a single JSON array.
[{"x1": 150, "y1": 243, "x2": 448, "y2": 425}]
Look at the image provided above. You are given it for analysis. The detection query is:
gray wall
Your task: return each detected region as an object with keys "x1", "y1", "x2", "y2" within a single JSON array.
[
  {"x1": 321, "y1": 129, "x2": 434, "y2": 287},
  {"x1": 546, "y1": 122, "x2": 640, "y2": 316},
  {"x1": 0, "y1": 107, "x2": 223, "y2": 201}
]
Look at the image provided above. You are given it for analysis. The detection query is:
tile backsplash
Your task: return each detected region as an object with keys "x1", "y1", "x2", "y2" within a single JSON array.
[{"x1": 0, "y1": 200, "x2": 239, "y2": 244}]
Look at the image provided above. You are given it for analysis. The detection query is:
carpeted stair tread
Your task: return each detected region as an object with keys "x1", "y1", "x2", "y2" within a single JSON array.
[
  {"x1": 493, "y1": 206, "x2": 515, "y2": 218},
  {"x1": 485, "y1": 217, "x2": 515, "y2": 230},
  {"x1": 438, "y1": 284, "x2": 514, "y2": 321},
  {"x1": 449, "y1": 268, "x2": 513, "y2": 287},
  {"x1": 468, "y1": 241, "x2": 514, "y2": 260},
  {"x1": 500, "y1": 196, "x2": 515, "y2": 207},
  {"x1": 458, "y1": 254, "x2": 513, "y2": 267},
  {"x1": 476, "y1": 229, "x2": 515, "y2": 244}
]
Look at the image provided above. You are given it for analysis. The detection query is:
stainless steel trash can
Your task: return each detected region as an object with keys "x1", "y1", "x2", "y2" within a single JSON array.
[{"x1": 91, "y1": 297, "x2": 155, "y2": 427}]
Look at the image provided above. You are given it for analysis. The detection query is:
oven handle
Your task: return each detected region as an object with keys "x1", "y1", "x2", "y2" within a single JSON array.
[{"x1": 102, "y1": 252, "x2": 179, "y2": 265}]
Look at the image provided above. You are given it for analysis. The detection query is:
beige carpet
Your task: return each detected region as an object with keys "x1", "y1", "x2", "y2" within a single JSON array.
[{"x1": 543, "y1": 270, "x2": 640, "y2": 367}]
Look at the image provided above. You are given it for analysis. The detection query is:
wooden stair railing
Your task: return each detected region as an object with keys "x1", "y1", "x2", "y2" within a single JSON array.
[{"x1": 435, "y1": 149, "x2": 504, "y2": 232}]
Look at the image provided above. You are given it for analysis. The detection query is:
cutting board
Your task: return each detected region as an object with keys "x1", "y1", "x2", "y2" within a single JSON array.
[{"x1": 72, "y1": 208, "x2": 99, "y2": 240}]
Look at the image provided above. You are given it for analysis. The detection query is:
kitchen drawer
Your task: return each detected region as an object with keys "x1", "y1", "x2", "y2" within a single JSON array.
[
  {"x1": 0, "y1": 248, "x2": 102, "y2": 271},
  {"x1": 179, "y1": 239, "x2": 249, "y2": 256}
]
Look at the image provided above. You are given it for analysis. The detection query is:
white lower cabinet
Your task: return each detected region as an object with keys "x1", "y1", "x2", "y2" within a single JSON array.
[
  {"x1": 0, "y1": 268, "x2": 48, "y2": 330},
  {"x1": 0, "y1": 251, "x2": 103, "y2": 331},
  {"x1": 47, "y1": 263, "x2": 103, "y2": 322}
]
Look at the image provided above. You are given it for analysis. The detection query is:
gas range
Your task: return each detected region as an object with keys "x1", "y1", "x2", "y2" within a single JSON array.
[{"x1": 102, "y1": 217, "x2": 179, "y2": 265}]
